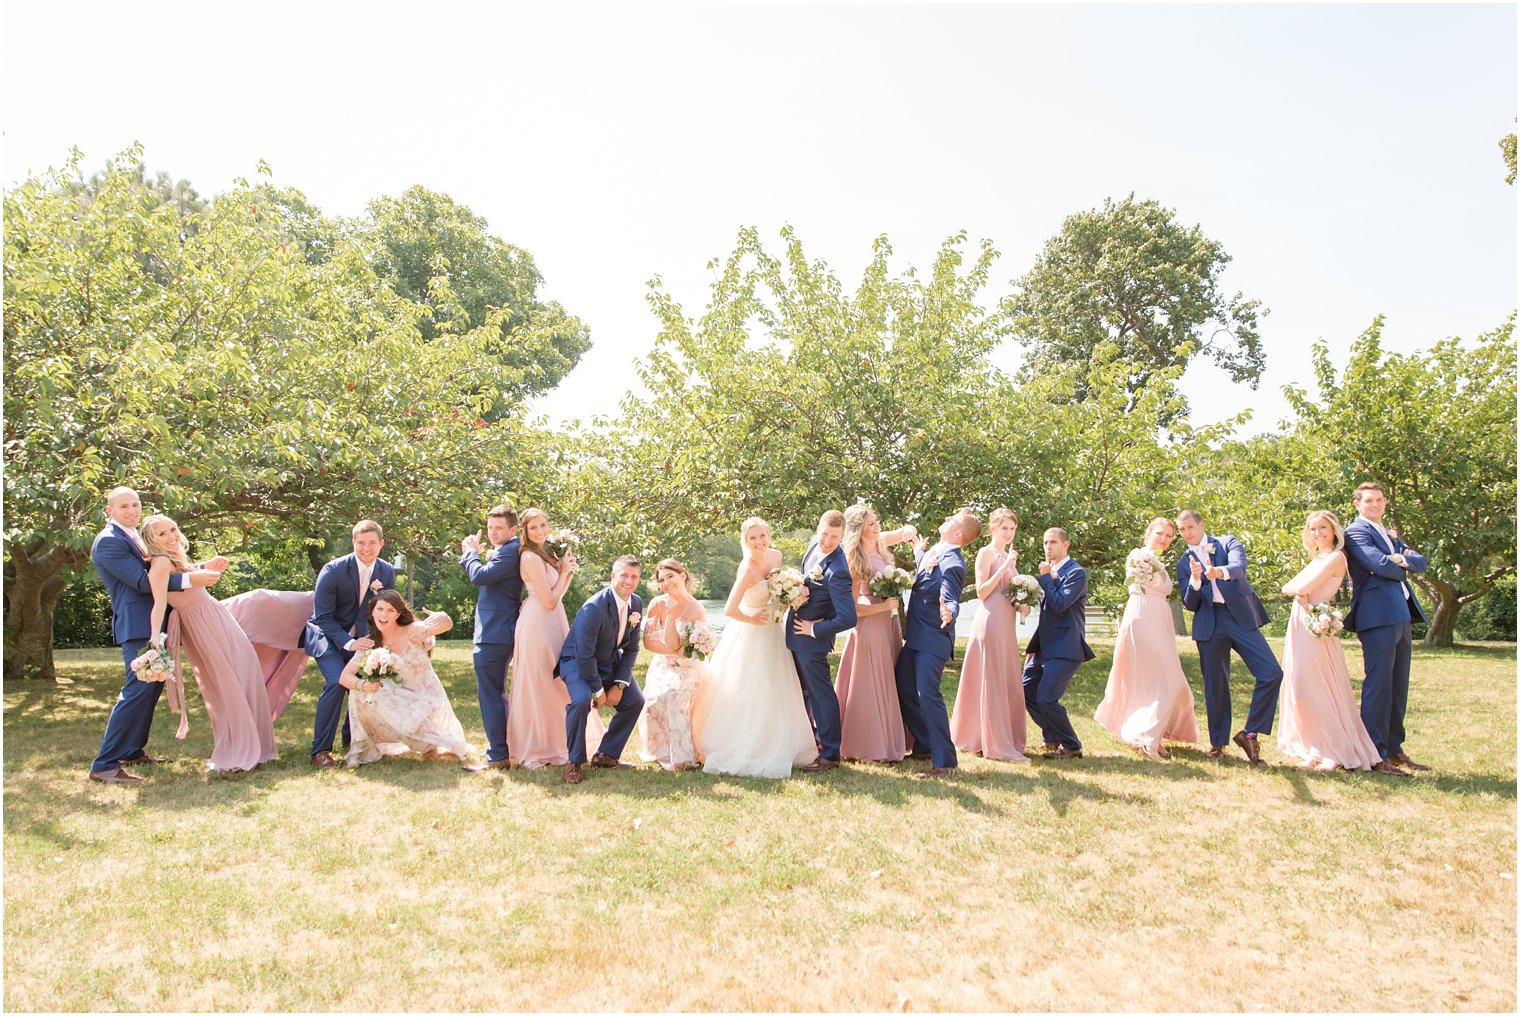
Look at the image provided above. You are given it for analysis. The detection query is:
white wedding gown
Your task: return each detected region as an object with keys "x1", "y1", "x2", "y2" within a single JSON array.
[{"x1": 694, "y1": 578, "x2": 818, "y2": 778}]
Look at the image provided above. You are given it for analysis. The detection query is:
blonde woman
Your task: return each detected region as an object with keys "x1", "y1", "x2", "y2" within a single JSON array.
[
  {"x1": 834, "y1": 505, "x2": 916, "y2": 762},
  {"x1": 141, "y1": 514, "x2": 276, "y2": 771},
  {"x1": 1277, "y1": 510, "x2": 1383, "y2": 772},
  {"x1": 637, "y1": 559, "x2": 709, "y2": 770},
  {"x1": 950, "y1": 507, "x2": 1030, "y2": 761}
]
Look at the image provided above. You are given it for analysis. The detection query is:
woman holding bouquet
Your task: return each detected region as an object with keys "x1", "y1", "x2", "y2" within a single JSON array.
[
  {"x1": 141, "y1": 515, "x2": 277, "y2": 772},
  {"x1": 1093, "y1": 518, "x2": 1199, "y2": 758},
  {"x1": 950, "y1": 508, "x2": 1030, "y2": 761},
  {"x1": 506, "y1": 508, "x2": 603, "y2": 768},
  {"x1": 1276, "y1": 511, "x2": 1381, "y2": 771},
  {"x1": 341, "y1": 590, "x2": 475, "y2": 766},
  {"x1": 693, "y1": 517, "x2": 818, "y2": 778},
  {"x1": 834, "y1": 505, "x2": 917, "y2": 763},
  {"x1": 637, "y1": 559, "x2": 710, "y2": 770}
]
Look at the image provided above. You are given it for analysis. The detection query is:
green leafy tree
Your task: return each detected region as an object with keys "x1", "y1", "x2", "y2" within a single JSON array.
[
  {"x1": 1005, "y1": 195, "x2": 1266, "y2": 416},
  {"x1": 1283, "y1": 315, "x2": 1517, "y2": 646},
  {"x1": 1501, "y1": 130, "x2": 1517, "y2": 185}
]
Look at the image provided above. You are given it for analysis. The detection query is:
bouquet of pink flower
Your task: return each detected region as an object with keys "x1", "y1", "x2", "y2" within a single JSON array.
[
  {"x1": 130, "y1": 634, "x2": 174, "y2": 683},
  {"x1": 766, "y1": 566, "x2": 806, "y2": 623},
  {"x1": 1305, "y1": 601, "x2": 1345, "y2": 638},
  {"x1": 1126, "y1": 548, "x2": 1165, "y2": 596},
  {"x1": 869, "y1": 565, "x2": 915, "y2": 601},
  {"x1": 1003, "y1": 574, "x2": 1041, "y2": 607},
  {"x1": 677, "y1": 619, "x2": 719, "y2": 660},
  {"x1": 354, "y1": 646, "x2": 399, "y2": 701},
  {"x1": 544, "y1": 528, "x2": 580, "y2": 559}
]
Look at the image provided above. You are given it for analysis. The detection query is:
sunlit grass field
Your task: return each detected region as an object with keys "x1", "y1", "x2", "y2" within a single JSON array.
[{"x1": 5, "y1": 638, "x2": 1514, "y2": 1011}]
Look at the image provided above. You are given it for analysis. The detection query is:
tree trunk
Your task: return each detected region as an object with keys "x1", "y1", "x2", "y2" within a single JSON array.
[
  {"x1": 1423, "y1": 577, "x2": 1459, "y2": 648},
  {"x1": 3, "y1": 538, "x2": 81, "y2": 682}
]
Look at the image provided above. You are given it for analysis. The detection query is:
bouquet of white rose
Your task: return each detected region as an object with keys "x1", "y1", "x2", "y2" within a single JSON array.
[
  {"x1": 766, "y1": 566, "x2": 806, "y2": 623},
  {"x1": 544, "y1": 528, "x2": 581, "y2": 559},
  {"x1": 1004, "y1": 574, "x2": 1041, "y2": 607},
  {"x1": 1126, "y1": 548, "x2": 1164, "y2": 597},
  {"x1": 130, "y1": 633, "x2": 174, "y2": 683},
  {"x1": 677, "y1": 618, "x2": 719, "y2": 660},
  {"x1": 1304, "y1": 601, "x2": 1345, "y2": 638},
  {"x1": 355, "y1": 646, "x2": 399, "y2": 701},
  {"x1": 868, "y1": 565, "x2": 915, "y2": 601}
]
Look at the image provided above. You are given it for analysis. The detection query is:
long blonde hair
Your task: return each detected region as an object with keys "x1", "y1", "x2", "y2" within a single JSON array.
[
  {"x1": 1302, "y1": 510, "x2": 1346, "y2": 553},
  {"x1": 842, "y1": 504, "x2": 875, "y2": 582},
  {"x1": 739, "y1": 516, "x2": 771, "y2": 556},
  {"x1": 139, "y1": 514, "x2": 192, "y2": 572}
]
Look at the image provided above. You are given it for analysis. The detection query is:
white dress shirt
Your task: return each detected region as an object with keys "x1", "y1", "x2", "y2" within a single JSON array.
[
  {"x1": 1187, "y1": 536, "x2": 1227, "y2": 603},
  {"x1": 1365, "y1": 517, "x2": 1412, "y2": 599}
]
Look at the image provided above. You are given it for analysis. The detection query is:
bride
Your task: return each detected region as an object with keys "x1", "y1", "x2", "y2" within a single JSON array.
[{"x1": 693, "y1": 517, "x2": 819, "y2": 778}]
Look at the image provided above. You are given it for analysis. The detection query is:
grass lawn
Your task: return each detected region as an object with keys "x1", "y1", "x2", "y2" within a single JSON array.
[{"x1": 4, "y1": 637, "x2": 1515, "y2": 1012}]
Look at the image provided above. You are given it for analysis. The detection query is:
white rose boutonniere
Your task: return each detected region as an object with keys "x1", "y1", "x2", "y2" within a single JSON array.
[
  {"x1": 808, "y1": 563, "x2": 825, "y2": 583},
  {"x1": 369, "y1": 579, "x2": 383, "y2": 594}
]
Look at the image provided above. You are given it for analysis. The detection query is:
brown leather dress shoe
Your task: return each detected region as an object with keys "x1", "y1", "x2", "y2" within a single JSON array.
[
  {"x1": 1389, "y1": 752, "x2": 1430, "y2": 772},
  {"x1": 1371, "y1": 759, "x2": 1412, "y2": 776},
  {"x1": 1233, "y1": 730, "x2": 1265, "y2": 766},
  {"x1": 120, "y1": 753, "x2": 169, "y2": 766},
  {"x1": 1045, "y1": 746, "x2": 1084, "y2": 759},
  {"x1": 461, "y1": 758, "x2": 511, "y2": 772},
  {"x1": 799, "y1": 757, "x2": 840, "y2": 772},
  {"x1": 1206, "y1": 746, "x2": 1225, "y2": 759},
  {"x1": 564, "y1": 763, "x2": 583, "y2": 784},
  {"x1": 590, "y1": 753, "x2": 633, "y2": 769},
  {"x1": 310, "y1": 751, "x2": 340, "y2": 769},
  {"x1": 88, "y1": 767, "x2": 143, "y2": 784},
  {"x1": 916, "y1": 766, "x2": 953, "y2": 779}
]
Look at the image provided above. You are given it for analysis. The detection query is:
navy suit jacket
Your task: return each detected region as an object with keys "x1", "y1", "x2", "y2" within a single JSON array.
[
  {"x1": 460, "y1": 537, "x2": 523, "y2": 646},
  {"x1": 1026, "y1": 558, "x2": 1096, "y2": 662},
  {"x1": 557, "y1": 587, "x2": 642, "y2": 691},
  {"x1": 903, "y1": 544, "x2": 965, "y2": 658},
  {"x1": 786, "y1": 540, "x2": 858, "y2": 653},
  {"x1": 90, "y1": 525, "x2": 186, "y2": 645},
  {"x1": 303, "y1": 553, "x2": 397, "y2": 658},
  {"x1": 1343, "y1": 518, "x2": 1428, "y2": 631},
  {"x1": 1177, "y1": 534, "x2": 1270, "y2": 641}
]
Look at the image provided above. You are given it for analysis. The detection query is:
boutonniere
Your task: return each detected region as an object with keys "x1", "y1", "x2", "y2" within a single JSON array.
[
  {"x1": 807, "y1": 564, "x2": 824, "y2": 583},
  {"x1": 481, "y1": 547, "x2": 495, "y2": 563},
  {"x1": 922, "y1": 553, "x2": 941, "y2": 573},
  {"x1": 627, "y1": 612, "x2": 642, "y2": 629},
  {"x1": 369, "y1": 579, "x2": 382, "y2": 594}
]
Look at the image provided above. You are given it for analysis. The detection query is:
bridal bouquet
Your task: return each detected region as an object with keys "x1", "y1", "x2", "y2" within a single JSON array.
[
  {"x1": 130, "y1": 633, "x2": 174, "y2": 683},
  {"x1": 544, "y1": 528, "x2": 581, "y2": 559},
  {"x1": 869, "y1": 565, "x2": 915, "y2": 601},
  {"x1": 1305, "y1": 601, "x2": 1345, "y2": 638},
  {"x1": 766, "y1": 566, "x2": 806, "y2": 623},
  {"x1": 677, "y1": 618, "x2": 719, "y2": 660},
  {"x1": 1004, "y1": 574, "x2": 1041, "y2": 607},
  {"x1": 355, "y1": 646, "x2": 399, "y2": 701},
  {"x1": 1126, "y1": 548, "x2": 1165, "y2": 596}
]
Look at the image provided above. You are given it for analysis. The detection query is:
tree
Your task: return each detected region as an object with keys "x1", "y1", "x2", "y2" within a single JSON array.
[
  {"x1": 1502, "y1": 129, "x2": 1517, "y2": 185},
  {"x1": 1282, "y1": 316, "x2": 1517, "y2": 646},
  {"x1": 3, "y1": 147, "x2": 561, "y2": 679},
  {"x1": 1005, "y1": 195, "x2": 1266, "y2": 415}
]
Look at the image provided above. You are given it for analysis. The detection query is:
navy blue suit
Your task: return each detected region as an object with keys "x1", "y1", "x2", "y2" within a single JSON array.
[
  {"x1": 1022, "y1": 557, "x2": 1095, "y2": 752},
  {"x1": 90, "y1": 524, "x2": 188, "y2": 773},
  {"x1": 303, "y1": 553, "x2": 396, "y2": 757},
  {"x1": 1343, "y1": 517, "x2": 1428, "y2": 760},
  {"x1": 461, "y1": 538, "x2": 523, "y2": 763},
  {"x1": 786, "y1": 540, "x2": 857, "y2": 760},
  {"x1": 557, "y1": 587, "x2": 643, "y2": 765},
  {"x1": 1178, "y1": 535, "x2": 1282, "y2": 747},
  {"x1": 894, "y1": 544, "x2": 965, "y2": 768}
]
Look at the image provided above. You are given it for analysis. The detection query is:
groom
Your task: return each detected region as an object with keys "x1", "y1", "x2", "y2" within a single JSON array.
[
  {"x1": 557, "y1": 555, "x2": 645, "y2": 785},
  {"x1": 1344, "y1": 481, "x2": 1429, "y2": 774},
  {"x1": 895, "y1": 509, "x2": 981, "y2": 778},
  {"x1": 459, "y1": 505, "x2": 522, "y2": 772},
  {"x1": 89, "y1": 486, "x2": 226, "y2": 783},
  {"x1": 1175, "y1": 509, "x2": 1282, "y2": 765},
  {"x1": 788, "y1": 509, "x2": 857, "y2": 771},
  {"x1": 303, "y1": 519, "x2": 396, "y2": 769}
]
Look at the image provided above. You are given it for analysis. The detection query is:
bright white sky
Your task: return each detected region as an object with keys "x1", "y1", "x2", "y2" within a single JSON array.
[{"x1": 4, "y1": 2, "x2": 1515, "y2": 437}]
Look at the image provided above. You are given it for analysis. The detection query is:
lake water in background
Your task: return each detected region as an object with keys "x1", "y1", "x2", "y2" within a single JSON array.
[{"x1": 697, "y1": 598, "x2": 1039, "y2": 641}]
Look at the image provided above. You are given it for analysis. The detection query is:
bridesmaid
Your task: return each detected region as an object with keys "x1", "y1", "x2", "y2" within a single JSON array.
[
  {"x1": 1094, "y1": 517, "x2": 1199, "y2": 758},
  {"x1": 637, "y1": 559, "x2": 708, "y2": 770},
  {"x1": 142, "y1": 515, "x2": 276, "y2": 772},
  {"x1": 1277, "y1": 510, "x2": 1382, "y2": 772},
  {"x1": 835, "y1": 504, "x2": 917, "y2": 762},
  {"x1": 505, "y1": 508, "x2": 603, "y2": 768},
  {"x1": 950, "y1": 507, "x2": 1030, "y2": 761}
]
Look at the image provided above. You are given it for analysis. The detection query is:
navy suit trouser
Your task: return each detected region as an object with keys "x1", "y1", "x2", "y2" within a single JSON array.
[
  {"x1": 1195, "y1": 611, "x2": 1283, "y2": 747},
  {"x1": 1357, "y1": 620, "x2": 1412, "y2": 760},
  {"x1": 894, "y1": 646, "x2": 957, "y2": 768},
  {"x1": 473, "y1": 641, "x2": 513, "y2": 762},
  {"x1": 1022, "y1": 653, "x2": 1083, "y2": 752},
  {"x1": 792, "y1": 650, "x2": 841, "y2": 760},
  {"x1": 565, "y1": 672, "x2": 645, "y2": 765},
  {"x1": 92, "y1": 639, "x2": 164, "y2": 772},
  {"x1": 311, "y1": 647, "x2": 354, "y2": 757}
]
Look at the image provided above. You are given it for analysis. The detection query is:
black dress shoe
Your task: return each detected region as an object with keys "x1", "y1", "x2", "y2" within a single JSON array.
[
  {"x1": 590, "y1": 753, "x2": 633, "y2": 769},
  {"x1": 1388, "y1": 752, "x2": 1430, "y2": 772},
  {"x1": 1232, "y1": 730, "x2": 1265, "y2": 766},
  {"x1": 88, "y1": 767, "x2": 143, "y2": 784},
  {"x1": 799, "y1": 757, "x2": 840, "y2": 772},
  {"x1": 1371, "y1": 759, "x2": 1412, "y2": 777},
  {"x1": 461, "y1": 758, "x2": 511, "y2": 772}
]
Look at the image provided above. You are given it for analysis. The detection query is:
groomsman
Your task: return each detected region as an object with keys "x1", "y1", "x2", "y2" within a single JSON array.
[
  {"x1": 1022, "y1": 527, "x2": 1095, "y2": 759},
  {"x1": 895, "y1": 509, "x2": 981, "y2": 778},
  {"x1": 1344, "y1": 482, "x2": 1429, "y2": 774},
  {"x1": 557, "y1": 555, "x2": 645, "y2": 785},
  {"x1": 304, "y1": 520, "x2": 396, "y2": 768},
  {"x1": 1175, "y1": 509, "x2": 1282, "y2": 764},
  {"x1": 459, "y1": 506, "x2": 522, "y2": 773},
  {"x1": 88, "y1": 486, "x2": 226, "y2": 783},
  {"x1": 789, "y1": 509, "x2": 857, "y2": 771}
]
